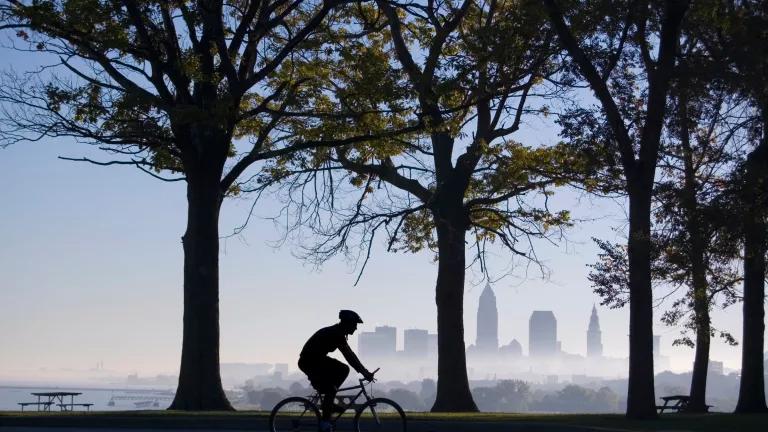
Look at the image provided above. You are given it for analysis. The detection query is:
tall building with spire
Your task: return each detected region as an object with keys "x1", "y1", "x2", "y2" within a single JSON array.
[
  {"x1": 587, "y1": 305, "x2": 603, "y2": 357},
  {"x1": 476, "y1": 282, "x2": 499, "y2": 352}
]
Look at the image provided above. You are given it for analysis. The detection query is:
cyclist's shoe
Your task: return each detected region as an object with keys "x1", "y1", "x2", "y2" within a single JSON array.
[
  {"x1": 319, "y1": 420, "x2": 334, "y2": 432},
  {"x1": 332, "y1": 403, "x2": 346, "y2": 413}
]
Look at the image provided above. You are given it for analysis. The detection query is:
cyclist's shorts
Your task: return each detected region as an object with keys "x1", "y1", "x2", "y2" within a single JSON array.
[{"x1": 298, "y1": 356, "x2": 350, "y2": 393}]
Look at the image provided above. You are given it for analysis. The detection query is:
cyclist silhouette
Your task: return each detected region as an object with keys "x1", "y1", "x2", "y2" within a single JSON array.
[{"x1": 298, "y1": 310, "x2": 374, "y2": 431}]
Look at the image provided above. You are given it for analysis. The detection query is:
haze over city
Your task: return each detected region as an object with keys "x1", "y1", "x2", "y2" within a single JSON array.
[
  {"x1": 2, "y1": 0, "x2": 768, "y2": 427},
  {"x1": 0, "y1": 138, "x2": 751, "y2": 385}
]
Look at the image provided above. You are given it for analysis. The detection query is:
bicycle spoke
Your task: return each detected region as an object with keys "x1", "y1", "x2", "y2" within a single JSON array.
[
  {"x1": 270, "y1": 397, "x2": 321, "y2": 432},
  {"x1": 354, "y1": 398, "x2": 406, "y2": 432}
]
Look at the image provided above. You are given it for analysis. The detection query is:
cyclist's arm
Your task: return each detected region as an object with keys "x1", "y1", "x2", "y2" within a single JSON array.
[{"x1": 339, "y1": 341, "x2": 368, "y2": 375}]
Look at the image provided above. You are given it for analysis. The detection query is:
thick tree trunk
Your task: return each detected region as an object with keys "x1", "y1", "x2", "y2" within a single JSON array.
[
  {"x1": 735, "y1": 143, "x2": 768, "y2": 413},
  {"x1": 626, "y1": 187, "x2": 658, "y2": 419},
  {"x1": 430, "y1": 218, "x2": 478, "y2": 412},
  {"x1": 169, "y1": 137, "x2": 233, "y2": 410}
]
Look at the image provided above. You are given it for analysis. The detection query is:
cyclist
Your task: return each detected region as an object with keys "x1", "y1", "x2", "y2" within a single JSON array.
[{"x1": 298, "y1": 309, "x2": 375, "y2": 432}]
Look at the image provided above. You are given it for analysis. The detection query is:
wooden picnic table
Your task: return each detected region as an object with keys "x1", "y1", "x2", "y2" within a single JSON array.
[
  {"x1": 657, "y1": 395, "x2": 713, "y2": 413},
  {"x1": 19, "y1": 392, "x2": 81, "y2": 412},
  {"x1": 27, "y1": 391, "x2": 91, "y2": 412},
  {"x1": 657, "y1": 395, "x2": 690, "y2": 413}
]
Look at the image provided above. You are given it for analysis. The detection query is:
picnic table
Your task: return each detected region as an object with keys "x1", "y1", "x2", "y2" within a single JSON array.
[
  {"x1": 657, "y1": 395, "x2": 690, "y2": 413},
  {"x1": 18, "y1": 392, "x2": 92, "y2": 412},
  {"x1": 657, "y1": 395, "x2": 714, "y2": 413}
]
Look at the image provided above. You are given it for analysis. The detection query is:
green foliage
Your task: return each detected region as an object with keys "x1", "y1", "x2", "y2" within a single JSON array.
[
  {"x1": 473, "y1": 380, "x2": 532, "y2": 412},
  {"x1": 531, "y1": 385, "x2": 620, "y2": 413},
  {"x1": 263, "y1": 0, "x2": 590, "y2": 269},
  {"x1": 2, "y1": 0, "x2": 347, "y2": 184}
]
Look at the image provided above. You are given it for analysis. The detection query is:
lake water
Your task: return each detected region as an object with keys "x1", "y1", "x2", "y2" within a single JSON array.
[{"x1": 0, "y1": 386, "x2": 174, "y2": 412}]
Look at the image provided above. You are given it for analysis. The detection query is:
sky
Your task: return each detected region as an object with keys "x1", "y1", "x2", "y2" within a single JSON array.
[
  {"x1": 0, "y1": 29, "x2": 762, "y2": 387},
  {"x1": 0, "y1": 122, "x2": 756, "y2": 385}
]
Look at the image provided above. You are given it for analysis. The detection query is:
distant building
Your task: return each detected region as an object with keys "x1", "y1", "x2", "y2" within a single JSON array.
[
  {"x1": 587, "y1": 305, "x2": 603, "y2": 357},
  {"x1": 476, "y1": 282, "x2": 499, "y2": 352},
  {"x1": 571, "y1": 374, "x2": 591, "y2": 385},
  {"x1": 500, "y1": 339, "x2": 523, "y2": 357},
  {"x1": 404, "y1": 329, "x2": 429, "y2": 357},
  {"x1": 529, "y1": 311, "x2": 557, "y2": 357},
  {"x1": 427, "y1": 333, "x2": 438, "y2": 357},
  {"x1": 359, "y1": 326, "x2": 397, "y2": 358},
  {"x1": 273, "y1": 363, "x2": 289, "y2": 376},
  {"x1": 709, "y1": 360, "x2": 724, "y2": 375}
]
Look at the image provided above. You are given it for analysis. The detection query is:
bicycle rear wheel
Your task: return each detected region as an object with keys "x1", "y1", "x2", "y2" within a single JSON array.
[
  {"x1": 269, "y1": 396, "x2": 321, "y2": 432},
  {"x1": 354, "y1": 397, "x2": 406, "y2": 432}
]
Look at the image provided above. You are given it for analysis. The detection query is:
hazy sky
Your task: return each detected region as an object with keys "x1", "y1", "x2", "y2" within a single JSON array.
[
  {"x1": 0, "y1": 127, "x2": 757, "y2": 384},
  {"x1": 0, "y1": 38, "x2": 762, "y2": 385}
]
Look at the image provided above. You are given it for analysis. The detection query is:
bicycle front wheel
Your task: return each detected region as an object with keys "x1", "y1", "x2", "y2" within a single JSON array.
[
  {"x1": 269, "y1": 396, "x2": 321, "y2": 432},
  {"x1": 354, "y1": 397, "x2": 406, "y2": 432}
]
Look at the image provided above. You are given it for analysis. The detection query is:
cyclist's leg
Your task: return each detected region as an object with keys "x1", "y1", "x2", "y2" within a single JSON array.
[{"x1": 320, "y1": 359, "x2": 349, "y2": 421}]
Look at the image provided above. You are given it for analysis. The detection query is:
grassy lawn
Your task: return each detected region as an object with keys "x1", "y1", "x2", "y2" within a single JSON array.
[
  {"x1": 1, "y1": 410, "x2": 766, "y2": 431},
  {"x1": 406, "y1": 411, "x2": 768, "y2": 431}
]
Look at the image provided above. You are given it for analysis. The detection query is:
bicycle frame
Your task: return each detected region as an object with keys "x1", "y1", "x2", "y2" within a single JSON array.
[
  {"x1": 303, "y1": 375, "x2": 384, "y2": 425},
  {"x1": 270, "y1": 368, "x2": 403, "y2": 432}
]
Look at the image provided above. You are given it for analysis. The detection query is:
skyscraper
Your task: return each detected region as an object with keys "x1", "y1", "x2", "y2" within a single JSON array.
[
  {"x1": 529, "y1": 311, "x2": 557, "y2": 357},
  {"x1": 404, "y1": 329, "x2": 429, "y2": 357},
  {"x1": 587, "y1": 304, "x2": 603, "y2": 357},
  {"x1": 358, "y1": 326, "x2": 397, "y2": 358},
  {"x1": 476, "y1": 282, "x2": 499, "y2": 352},
  {"x1": 427, "y1": 333, "x2": 438, "y2": 358}
]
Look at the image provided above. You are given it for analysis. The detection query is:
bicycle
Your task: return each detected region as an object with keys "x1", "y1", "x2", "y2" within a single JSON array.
[{"x1": 269, "y1": 368, "x2": 406, "y2": 432}]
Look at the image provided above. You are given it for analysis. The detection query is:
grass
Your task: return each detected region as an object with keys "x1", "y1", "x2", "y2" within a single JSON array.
[
  {"x1": 405, "y1": 411, "x2": 768, "y2": 431},
  {"x1": 1, "y1": 410, "x2": 766, "y2": 431}
]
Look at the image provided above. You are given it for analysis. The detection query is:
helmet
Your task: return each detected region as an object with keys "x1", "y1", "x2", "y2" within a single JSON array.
[{"x1": 339, "y1": 309, "x2": 363, "y2": 324}]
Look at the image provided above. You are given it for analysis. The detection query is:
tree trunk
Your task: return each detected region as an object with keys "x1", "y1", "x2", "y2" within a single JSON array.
[
  {"x1": 735, "y1": 142, "x2": 768, "y2": 413},
  {"x1": 687, "y1": 250, "x2": 711, "y2": 413},
  {"x1": 626, "y1": 186, "x2": 658, "y2": 419},
  {"x1": 687, "y1": 264, "x2": 710, "y2": 412},
  {"x1": 430, "y1": 217, "x2": 478, "y2": 412},
  {"x1": 169, "y1": 138, "x2": 233, "y2": 410},
  {"x1": 679, "y1": 88, "x2": 711, "y2": 413}
]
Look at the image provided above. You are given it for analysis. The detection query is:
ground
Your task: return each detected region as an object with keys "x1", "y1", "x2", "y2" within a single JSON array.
[{"x1": 0, "y1": 411, "x2": 767, "y2": 431}]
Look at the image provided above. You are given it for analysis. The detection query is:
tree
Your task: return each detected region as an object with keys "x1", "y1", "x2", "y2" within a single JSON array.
[
  {"x1": 0, "y1": 0, "x2": 408, "y2": 409},
  {"x1": 262, "y1": 0, "x2": 591, "y2": 411},
  {"x1": 657, "y1": 42, "x2": 747, "y2": 411},
  {"x1": 544, "y1": 0, "x2": 689, "y2": 418},
  {"x1": 532, "y1": 385, "x2": 620, "y2": 413},
  {"x1": 473, "y1": 380, "x2": 531, "y2": 412},
  {"x1": 674, "y1": 0, "x2": 768, "y2": 413},
  {"x1": 386, "y1": 388, "x2": 426, "y2": 411},
  {"x1": 699, "y1": 0, "x2": 768, "y2": 413},
  {"x1": 588, "y1": 62, "x2": 745, "y2": 411}
]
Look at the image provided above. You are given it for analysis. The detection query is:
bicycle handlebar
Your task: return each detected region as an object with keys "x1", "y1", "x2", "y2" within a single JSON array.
[{"x1": 360, "y1": 367, "x2": 381, "y2": 383}]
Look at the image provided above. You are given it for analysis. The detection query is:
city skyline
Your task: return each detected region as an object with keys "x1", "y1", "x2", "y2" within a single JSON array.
[
  {"x1": 0, "y1": 140, "x2": 753, "y2": 382},
  {"x1": 358, "y1": 297, "x2": 658, "y2": 364}
]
